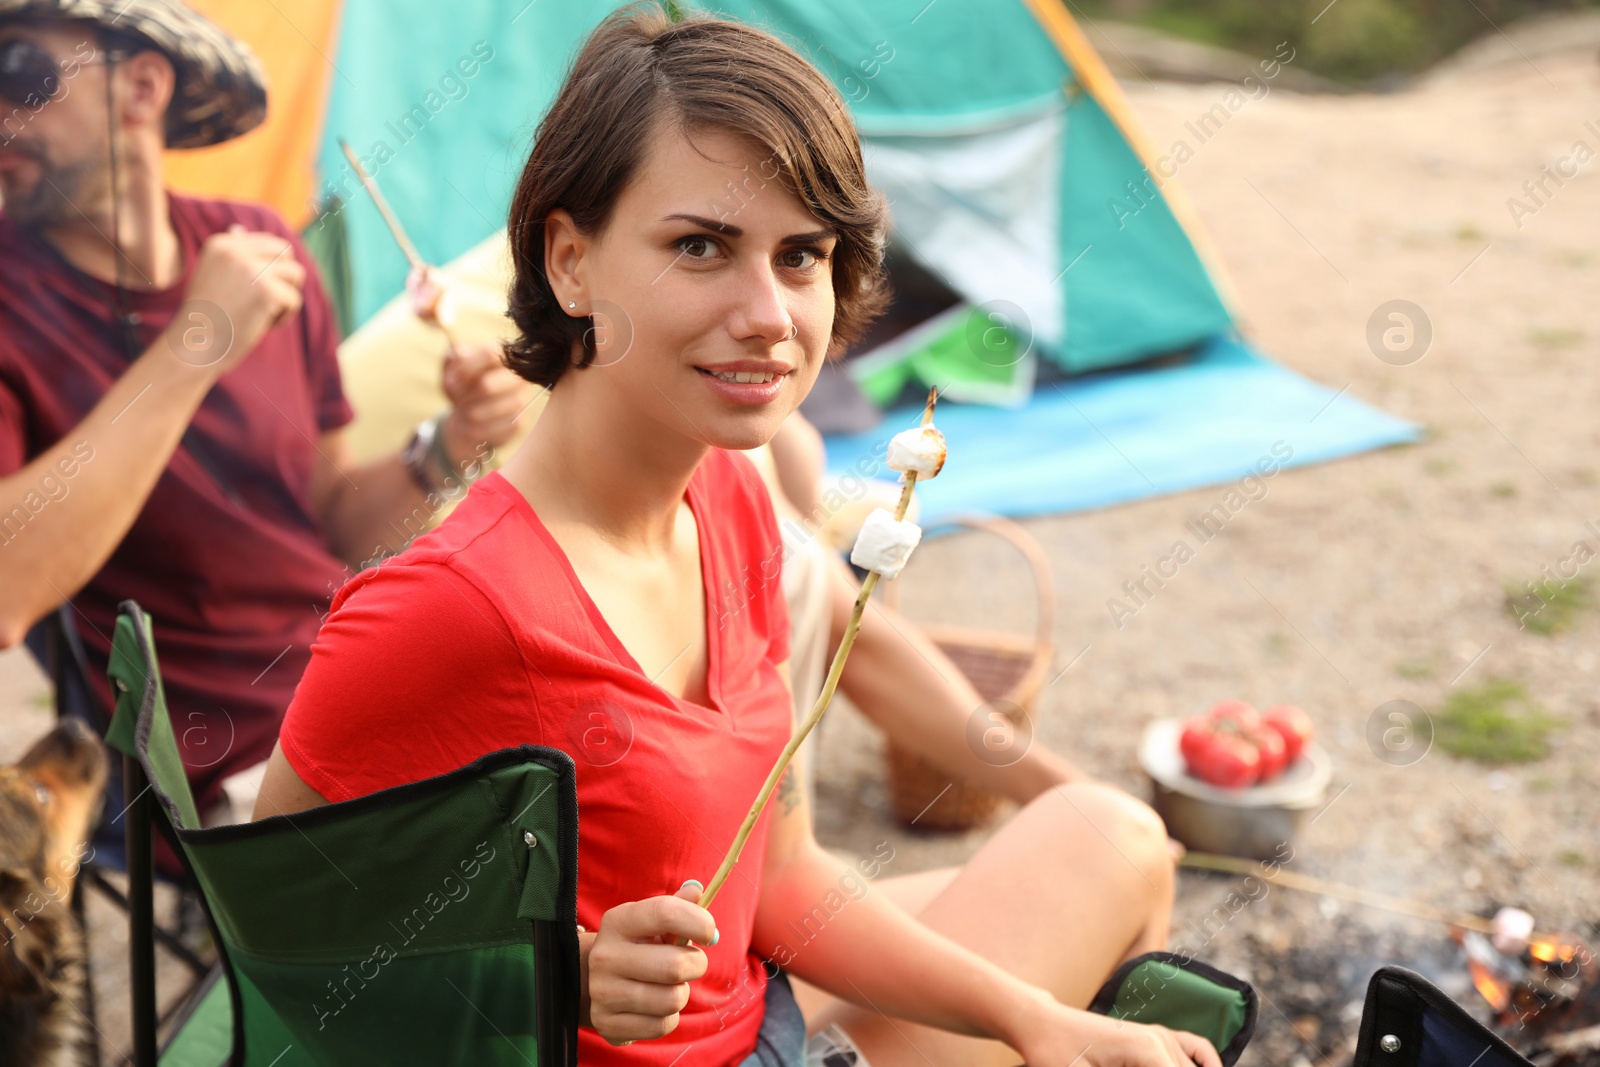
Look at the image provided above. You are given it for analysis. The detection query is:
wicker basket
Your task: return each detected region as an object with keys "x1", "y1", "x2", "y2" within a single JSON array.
[{"x1": 882, "y1": 516, "x2": 1056, "y2": 832}]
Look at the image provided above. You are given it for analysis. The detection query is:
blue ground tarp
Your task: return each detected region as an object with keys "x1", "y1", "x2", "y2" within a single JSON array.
[{"x1": 823, "y1": 335, "x2": 1423, "y2": 522}]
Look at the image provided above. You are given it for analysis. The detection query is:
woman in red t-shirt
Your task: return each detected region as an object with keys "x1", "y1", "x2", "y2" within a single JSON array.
[{"x1": 257, "y1": 8, "x2": 1220, "y2": 1067}]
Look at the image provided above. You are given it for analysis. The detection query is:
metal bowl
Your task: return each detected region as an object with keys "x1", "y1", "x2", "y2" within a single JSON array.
[{"x1": 1139, "y1": 718, "x2": 1333, "y2": 860}]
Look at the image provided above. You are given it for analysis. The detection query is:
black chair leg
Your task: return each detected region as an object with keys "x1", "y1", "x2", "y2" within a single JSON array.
[{"x1": 125, "y1": 752, "x2": 157, "y2": 1067}]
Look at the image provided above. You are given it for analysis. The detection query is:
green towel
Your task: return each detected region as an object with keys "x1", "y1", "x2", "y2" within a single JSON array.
[{"x1": 850, "y1": 304, "x2": 1035, "y2": 409}]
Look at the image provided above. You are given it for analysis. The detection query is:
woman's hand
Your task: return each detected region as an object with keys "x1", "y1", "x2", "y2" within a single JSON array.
[
  {"x1": 584, "y1": 879, "x2": 719, "y2": 1047},
  {"x1": 1010, "y1": 993, "x2": 1223, "y2": 1067}
]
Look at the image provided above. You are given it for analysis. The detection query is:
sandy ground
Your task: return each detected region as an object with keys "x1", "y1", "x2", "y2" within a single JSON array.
[
  {"x1": 816, "y1": 39, "x2": 1600, "y2": 1066},
  {"x1": 2, "y1": 33, "x2": 1596, "y2": 1067}
]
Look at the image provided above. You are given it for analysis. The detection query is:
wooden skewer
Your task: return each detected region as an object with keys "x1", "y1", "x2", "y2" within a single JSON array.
[
  {"x1": 1180, "y1": 851, "x2": 1498, "y2": 935},
  {"x1": 338, "y1": 139, "x2": 423, "y2": 270},
  {"x1": 677, "y1": 388, "x2": 939, "y2": 942},
  {"x1": 336, "y1": 139, "x2": 463, "y2": 353}
]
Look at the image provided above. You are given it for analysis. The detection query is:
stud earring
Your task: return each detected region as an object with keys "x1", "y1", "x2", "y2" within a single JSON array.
[{"x1": 567, "y1": 300, "x2": 576, "y2": 310}]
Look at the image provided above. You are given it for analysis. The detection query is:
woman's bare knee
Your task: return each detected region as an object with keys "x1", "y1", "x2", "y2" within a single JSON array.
[{"x1": 1030, "y1": 782, "x2": 1173, "y2": 895}]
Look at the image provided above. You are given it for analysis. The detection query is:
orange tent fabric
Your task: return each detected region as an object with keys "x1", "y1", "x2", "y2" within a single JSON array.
[{"x1": 161, "y1": 0, "x2": 342, "y2": 228}]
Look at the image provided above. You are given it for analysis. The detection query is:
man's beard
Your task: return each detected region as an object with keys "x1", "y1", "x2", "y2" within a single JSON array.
[{"x1": 0, "y1": 137, "x2": 109, "y2": 229}]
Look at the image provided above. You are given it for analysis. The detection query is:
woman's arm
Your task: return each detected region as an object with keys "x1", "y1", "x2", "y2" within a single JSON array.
[
  {"x1": 251, "y1": 742, "x2": 329, "y2": 819},
  {"x1": 753, "y1": 666, "x2": 1219, "y2": 1067},
  {"x1": 751, "y1": 738, "x2": 1045, "y2": 1047},
  {"x1": 753, "y1": 662, "x2": 1039, "y2": 1042}
]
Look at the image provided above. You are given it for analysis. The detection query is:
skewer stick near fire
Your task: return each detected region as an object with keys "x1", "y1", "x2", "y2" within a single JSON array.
[
  {"x1": 678, "y1": 389, "x2": 946, "y2": 940},
  {"x1": 1182, "y1": 850, "x2": 1500, "y2": 934},
  {"x1": 336, "y1": 139, "x2": 464, "y2": 353}
]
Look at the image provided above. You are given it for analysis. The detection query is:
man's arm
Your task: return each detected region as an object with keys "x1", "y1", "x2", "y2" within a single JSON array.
[
  {"x1": 0, "y1": 341, "x2": 216, "y2": 647},
  {"x1": 309, "y1": 344, "x2": 533, "y2": 570},
  {"x1": 767, "y1": 410, "x2": 826, "y2": 516},
  {"x1": 0, "y1": 227, "x2": 305, "y2": 648},
  {"x1": 309, "y1": 426, "x2": 442, "y2": 570}
]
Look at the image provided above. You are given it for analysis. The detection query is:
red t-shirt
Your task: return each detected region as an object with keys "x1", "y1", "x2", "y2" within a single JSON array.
[
  {"x1": 0, "y1": 194, "x2": 354, "y2": 811},
  {"x1": 279, "y1": 451, "x2": 792, "y2": 1067}
]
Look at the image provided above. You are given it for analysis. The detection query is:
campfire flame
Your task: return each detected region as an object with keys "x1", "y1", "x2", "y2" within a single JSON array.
[
  {"x1": 1528, "y1": 935, "x2": 1581, "y2": 966},
  {"x1": 1457, "y1": 924, "x2": 1598, "y2": 1042},
  {"x1": 1468, "y1": 957, "x2": 1514, "y2": 1012}
]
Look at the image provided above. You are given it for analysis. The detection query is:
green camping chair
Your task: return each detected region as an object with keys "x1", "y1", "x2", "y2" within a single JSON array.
[
  {"x1": 1084, "y1": 951, "x2": 1257, "y2": 1066},
  {"x1": 103, "y1": 600, "x2": 580, "y2": 1066}
]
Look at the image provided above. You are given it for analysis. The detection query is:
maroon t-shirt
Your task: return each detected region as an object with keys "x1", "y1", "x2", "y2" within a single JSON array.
[{"x1": 0, "y1": 193, "x2": 355, "y2": 811}]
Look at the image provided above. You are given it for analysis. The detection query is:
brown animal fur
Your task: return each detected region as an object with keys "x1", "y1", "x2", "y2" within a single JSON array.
[{"x1": 0, "y1": 720, "x2": 108, "y2": 1067}]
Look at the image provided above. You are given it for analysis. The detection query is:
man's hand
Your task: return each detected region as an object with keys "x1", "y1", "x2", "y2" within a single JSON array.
[
  {"x1": 170, "y1": 224, "x2": 306, "y2": 376},
  {"x1": 585, "y1": 879, "x2": 717, "y2": 1046},
  {"x1": 439, "y1": 341, "x2": 534, "y2": 472}
]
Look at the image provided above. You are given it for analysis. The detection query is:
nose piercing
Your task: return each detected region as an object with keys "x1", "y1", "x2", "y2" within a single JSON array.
[{"x1": 787, "y1": 323, "x2": 798, "y2": 340}]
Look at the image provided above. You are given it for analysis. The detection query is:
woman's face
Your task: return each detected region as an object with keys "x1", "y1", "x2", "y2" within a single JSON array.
[{"x1": 548, "y1": 122, "x2": 838, "y2": 452}]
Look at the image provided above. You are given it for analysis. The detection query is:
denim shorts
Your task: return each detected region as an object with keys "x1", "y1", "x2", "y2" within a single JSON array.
[{"x1": 738, "y1": 969, "x2": 870, "y2": 1067}]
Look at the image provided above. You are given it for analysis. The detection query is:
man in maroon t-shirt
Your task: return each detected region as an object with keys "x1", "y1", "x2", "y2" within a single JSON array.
[{"x1": 0, "y1": 2, "x2": 532, "y2": 816}]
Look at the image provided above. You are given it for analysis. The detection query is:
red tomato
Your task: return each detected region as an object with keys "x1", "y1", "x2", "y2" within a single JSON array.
[
  {"x1": 1179, "y1": 716, "x2": 1263, "y2": 788},
  {"x1": 1208, "y1": 699, "x2": 1261, "y2": 731},
  {"x1": 1252, "y1": 724, "x2": 1288, "y2": 781},
  {"x1": 1262, "y1": 705, "x2": 1315, "y2": 765},
  {"x1": 1179, "y1": 719, "x2": 1209, "y2": 767}
]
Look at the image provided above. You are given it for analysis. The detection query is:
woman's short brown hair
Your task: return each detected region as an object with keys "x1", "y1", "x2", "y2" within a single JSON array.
[{"x1": 503, "y1": 3, "x2": 890, "y2": 387}]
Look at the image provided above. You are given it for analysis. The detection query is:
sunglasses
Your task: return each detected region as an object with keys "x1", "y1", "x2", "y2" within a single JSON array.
[{"x1": 0, "y1": 37, "x2": 125, "y2": 107}]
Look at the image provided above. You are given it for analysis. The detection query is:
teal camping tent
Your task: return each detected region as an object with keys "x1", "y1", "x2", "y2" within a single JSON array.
[{"x1": 317, "y1": 0, "x2": 1235, "y2": 381}]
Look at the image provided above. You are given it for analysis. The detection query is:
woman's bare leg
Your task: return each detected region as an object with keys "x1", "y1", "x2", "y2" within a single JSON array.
[{"x1": 790, "y1": 782, "x2": 1175, "y2": 1066}]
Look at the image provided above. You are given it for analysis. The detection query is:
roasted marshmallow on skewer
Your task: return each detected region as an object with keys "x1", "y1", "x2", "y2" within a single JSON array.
[
  {"x1": 850, "y1": 508, "x2": 923, "y2": 580},
  {"x1": 851, "y1": 418, "x2": 943, "y2": 578},
  {"x1": 1491, "y1": 906, "x2": 1536, "y2": 956},
  {"x1": 887, "y1": 424, "x2": 947, "y2": 479},
  {"x1": 682, "y1": 389, "x2": 942, "y2": 932},
  {"x1": 337, "y1": 139, "x2": 460, "y2": 338},
  {"x1": 406, "y1": 265, "x2": 458, "y2": 329}
]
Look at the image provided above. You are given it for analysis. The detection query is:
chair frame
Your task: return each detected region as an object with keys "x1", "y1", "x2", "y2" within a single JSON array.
[
  {"x1": 23, "y1": 603, "x2": 214, "y2": 1065},
  {"x1": 111, "y1": 600, "x2": 581, "y2": 1067}
]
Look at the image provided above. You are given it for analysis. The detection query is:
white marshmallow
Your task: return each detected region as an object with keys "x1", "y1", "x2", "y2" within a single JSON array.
[
  {"x1": 406, "y1": 266, "x2": 457, "y2": 328},
  {"x1": 887, "y1": 425, "x2": 947, "y2": 478},
  {"x1": 849, "y1": 508, "x2": 923, "y2": 579},
  {"x1": 1491, "y1": 906, "x2": 1535, "y2": 956},
  {"x1": 431, "y1": 288, "x2": 458, "y2": 328}
]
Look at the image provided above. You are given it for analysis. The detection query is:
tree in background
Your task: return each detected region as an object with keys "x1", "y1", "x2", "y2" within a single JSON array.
[{"x1": 1076, "y1": 0, "x2": 1597, "y2": 83}]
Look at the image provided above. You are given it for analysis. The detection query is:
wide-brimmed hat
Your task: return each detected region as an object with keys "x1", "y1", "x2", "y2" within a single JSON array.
[{"x1": 0, "y1": 0, "x2": 267, "y2": 148}]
